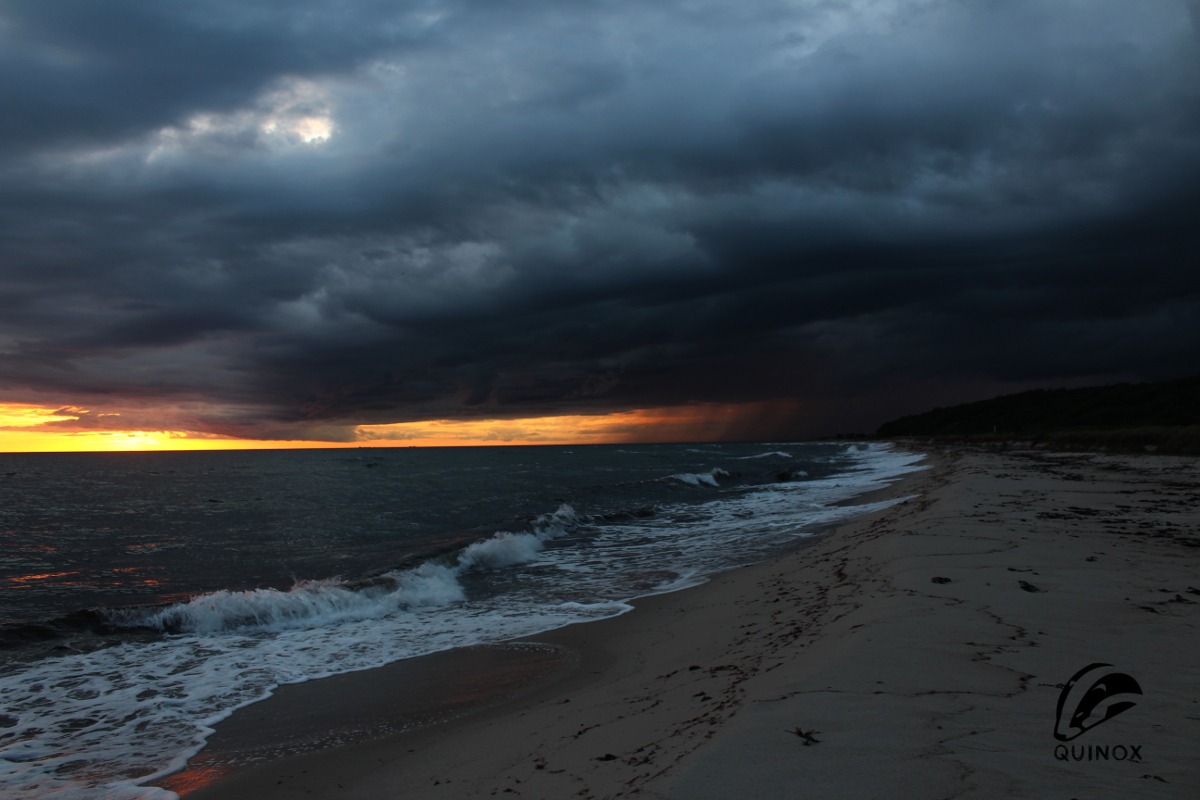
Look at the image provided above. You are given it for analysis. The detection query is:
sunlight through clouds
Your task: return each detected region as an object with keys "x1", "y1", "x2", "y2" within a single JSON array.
[
  {"x1": 141, "y1": 77, "x2": 337, "y2": 164},
  {"x1": 0, "y1": 403, "x2": 79, "y2": 428},
  {"x1": 0, "y1": 400, "x2": 798, "y2": 452}
]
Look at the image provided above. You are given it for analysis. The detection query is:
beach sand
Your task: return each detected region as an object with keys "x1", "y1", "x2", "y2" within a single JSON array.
[{"x1": 182, "y1": 446, "x2": 1199, "y2": 799}]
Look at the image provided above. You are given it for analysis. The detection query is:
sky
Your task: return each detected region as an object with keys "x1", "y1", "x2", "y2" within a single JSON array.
[{"x1": 1, "y1": 0, "x2": 1198, "y2": 450}]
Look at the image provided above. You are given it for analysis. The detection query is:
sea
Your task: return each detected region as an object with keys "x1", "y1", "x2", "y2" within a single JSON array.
[{"x1": 0, "y1": 441, "x2": 923, "y2": 799}]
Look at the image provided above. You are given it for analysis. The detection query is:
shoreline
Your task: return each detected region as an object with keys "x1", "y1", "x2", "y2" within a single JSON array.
[
  {"x1": 180, "y1": 446, "x2": 1198, "y2": 799},
  {"x1": 170, "y1": 450, "x2": 934, "y2": 798},
  {"x1": 157, "y1": 642, "x2": 580, "y2": 795}
]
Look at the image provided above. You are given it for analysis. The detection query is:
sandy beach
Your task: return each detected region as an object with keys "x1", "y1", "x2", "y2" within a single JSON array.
[{"x1": 179, "y1": 446, "x2": 1199, "y2": 799}]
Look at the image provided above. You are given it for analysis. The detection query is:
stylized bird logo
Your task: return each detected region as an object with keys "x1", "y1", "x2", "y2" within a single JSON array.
[{"x1": 1053, "y1": 663, "x2": 1142, "y2": 741}]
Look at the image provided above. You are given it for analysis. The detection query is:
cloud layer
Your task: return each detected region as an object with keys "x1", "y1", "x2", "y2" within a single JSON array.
[{"x1": 2, "y1": 0, "x2": 1198, "y2": 439}]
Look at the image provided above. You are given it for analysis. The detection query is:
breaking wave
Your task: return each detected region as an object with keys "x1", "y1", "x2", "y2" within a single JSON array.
[
  {"x1": 103, "y1": 506, "x2": 579, "y2": 636},
  {"x1": 736, "y1": 451, "x2": 793, "y2": 460},
  {"x1": 668, "y1": 468, "x2": 730, "y2": 487}
]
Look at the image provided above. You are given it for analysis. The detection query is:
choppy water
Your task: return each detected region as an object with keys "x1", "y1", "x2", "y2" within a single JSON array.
[{"x1": 0, "y1": 442, "x2": 923, "y2": 799}]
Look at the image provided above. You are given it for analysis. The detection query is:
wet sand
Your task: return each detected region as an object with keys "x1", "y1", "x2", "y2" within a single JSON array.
[
  {"x1": 178, "y1": 446, "x2": 1200, "y2": 799},
  {"x1": 159, "y1": 643, "x2": 577, "y2": 795}
]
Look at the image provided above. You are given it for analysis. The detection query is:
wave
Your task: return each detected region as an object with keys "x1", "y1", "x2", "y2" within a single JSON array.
[
  {"x1": 736, "y1": 451, "x2": 793, "y2": 460},
  {"x1": 668, "y1": 467, "x2": 730, "y2": 487},
  {"x1": 102, "y1": 505, "x2": 580, "y2": 636}
]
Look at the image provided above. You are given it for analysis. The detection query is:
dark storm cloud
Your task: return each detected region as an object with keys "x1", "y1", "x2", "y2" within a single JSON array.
[
  {"x1": 0, "y1": 0, "x2": 456, "y2": 152},
  {"x1": 1, "y1": 0, "x2": 1198, "y2": 438}
]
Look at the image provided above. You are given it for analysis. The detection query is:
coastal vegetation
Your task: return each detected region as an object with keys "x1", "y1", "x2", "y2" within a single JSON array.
[{"x1": 874, "y1": 375, "x2": 1200, "y2": 455}]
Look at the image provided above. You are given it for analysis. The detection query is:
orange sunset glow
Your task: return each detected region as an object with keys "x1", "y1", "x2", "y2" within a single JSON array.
[{"x1": 0, "y1": 401, "x2": 803, "y2": 452}]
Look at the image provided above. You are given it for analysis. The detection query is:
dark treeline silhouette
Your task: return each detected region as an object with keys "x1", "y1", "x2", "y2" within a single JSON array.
[{"x1": 874, "y1": 375, "x2": 1200, "y2": 454}]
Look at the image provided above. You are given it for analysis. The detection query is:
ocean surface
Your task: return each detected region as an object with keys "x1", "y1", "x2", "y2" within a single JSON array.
[{"x1": 0, "y1": 442, "x2": 923, "y2": 799}]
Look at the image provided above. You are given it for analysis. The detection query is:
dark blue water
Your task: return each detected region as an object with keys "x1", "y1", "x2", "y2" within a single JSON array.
[{"x1": 0, "y1": 443, "x2": 847, "y2": 629}]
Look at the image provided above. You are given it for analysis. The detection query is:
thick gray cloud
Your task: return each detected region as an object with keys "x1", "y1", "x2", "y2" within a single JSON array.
[{"x1": 1, "y1": 0, "x2": 1198, "y2": 439}]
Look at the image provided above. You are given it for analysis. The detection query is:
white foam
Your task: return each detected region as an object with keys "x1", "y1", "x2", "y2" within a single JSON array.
[
  {"x1": 109, "y1": 563, "x2": 466, "y2": 635},
  {"x1": 458, "y1": 532, "x2": 544, "y2": 569},
  {"x1": 668, "y1": 467, "x2": 730, "y2": 486},
  {"x1": 0, "y1": 446, "x2": 924, "y2": 799},
  {"x1": 531, "y1": 504, "x2": 579, "y2": 538},
  {"x1": 735, "y1": 451, "x2": 794, "y2": 459},
  {"x1": 104, "y1": 506, "x2": 582, "y2": 637}
]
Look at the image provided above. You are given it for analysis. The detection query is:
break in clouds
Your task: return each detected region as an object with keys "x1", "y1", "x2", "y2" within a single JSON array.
[{"x1": 1, "y1": 0, "x2": 1198, "y2": 440}]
